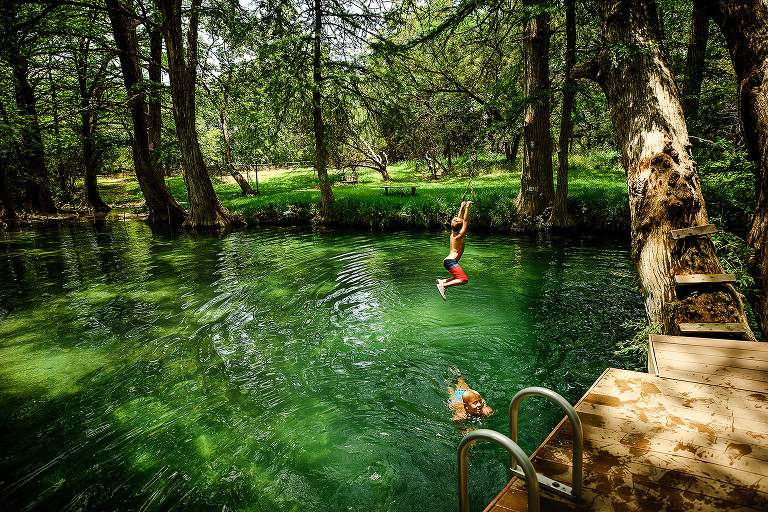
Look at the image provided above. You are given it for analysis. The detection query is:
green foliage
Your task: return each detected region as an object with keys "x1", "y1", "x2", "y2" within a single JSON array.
[
  {"x1": 695, "y1": 139, "x2": 756, "y2": 231},
  {"x1": 711, "y1": 230, "x2": 756, "y2": 290},
  {"x1": 615, "y1": 319, "x2": 662, "y2": 371}
]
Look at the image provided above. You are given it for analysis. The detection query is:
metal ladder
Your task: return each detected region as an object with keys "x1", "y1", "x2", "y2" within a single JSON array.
[{"x1": 458, "y1": 387, "x2": 584, "y2": 512}]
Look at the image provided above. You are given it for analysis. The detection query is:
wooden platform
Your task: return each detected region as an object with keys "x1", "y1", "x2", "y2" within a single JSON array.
[
  {"x1": 483, "y1": 365, "x2": 768, "y2": 511},
  {"x1": 649, "y1": 334, "x2": 768, "y2": 393}
]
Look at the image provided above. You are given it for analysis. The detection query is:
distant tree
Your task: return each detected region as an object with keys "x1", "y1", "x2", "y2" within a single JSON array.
[
  {"x1": 0, "y1": 3, "x2": 57, "y2": 214},
  {"x1": 515, "y1": 0, "x2": 554, "y2": 218},
  {"x1": 681, "y1": 2, "x2": 709, "y2": 127},
  {"x1": 73, "y1": 8, "x2": 114, "y2": 213},
  {"x1": 548, "y1": 0, "x2": 575, "y2": 228}
]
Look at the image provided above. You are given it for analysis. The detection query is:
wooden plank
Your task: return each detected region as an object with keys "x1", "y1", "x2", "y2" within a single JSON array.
[
  {"x1": 653, "y1": 347, "x2": 768, "y2": 372},
  {"x1": 585, "y1": 383, "x2": 768, "y2": 426},
  {"x1": 652, "y1": 343, "x2": 768, "y2": 371},
  {"x1": 653, "y1": 367, "x2": 768, "y2": 393},
  {"x1": 674, "y1": 273, "x2": 737, "y2": 285},
  {"x1": 649, "y1": 334, "x2": 760, "y2": 349},
  {"x1": 678, "y1": 322, "x2": 747, "y2": 334},
  {"x1": 669, "y1": 224, "x2": 717, "y2": 239}
]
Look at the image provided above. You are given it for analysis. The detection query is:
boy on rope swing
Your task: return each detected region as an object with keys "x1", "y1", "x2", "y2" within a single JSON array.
[{"x1": 436, "y1": 200, "x2": 472, "y2": 300}]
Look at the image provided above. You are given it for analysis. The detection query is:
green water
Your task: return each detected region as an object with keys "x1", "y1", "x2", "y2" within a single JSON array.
[{"x1": 0, "y1": 219, "x2": 644, "y2": 512}]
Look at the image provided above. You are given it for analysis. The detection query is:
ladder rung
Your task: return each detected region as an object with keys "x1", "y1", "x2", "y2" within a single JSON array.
[
  {"x1": 675, "y1": 274, "x2": 737, "y2": 285},
  {"x1": 678, "y1": 322, "x2": 747, "y2": 334},
  {"x1": 670, "y1": 224, "x2": 717, "y2": 239}
]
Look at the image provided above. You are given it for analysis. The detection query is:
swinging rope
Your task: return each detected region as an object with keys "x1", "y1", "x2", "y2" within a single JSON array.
[
  {"x1": 461, "y1": 170, "x2": 476, "y2": 203},
  {"x1": 461, "y1": 153, "x2": 477, "y2": 202}
]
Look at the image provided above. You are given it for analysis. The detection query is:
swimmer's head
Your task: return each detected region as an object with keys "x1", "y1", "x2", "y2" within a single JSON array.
[
  {"x1": 462, "y1": 389, "x2": 484, "y2": 416},
  {"x1": 451, "y1": 217, "x2": 463, "y2": 232}
]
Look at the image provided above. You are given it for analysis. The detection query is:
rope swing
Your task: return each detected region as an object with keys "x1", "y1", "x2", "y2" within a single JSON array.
[{"x1": 461, "y1": 153, "x2": 477, "y2": 203}]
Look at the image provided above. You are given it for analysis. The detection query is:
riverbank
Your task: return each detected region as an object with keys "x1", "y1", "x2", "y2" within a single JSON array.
[
  {"x1": 102, "y1": 155, "x2": 632, "y2": 232},
  {"x1": 95, "y1": 152, "x2": 752, "y2": 236}
]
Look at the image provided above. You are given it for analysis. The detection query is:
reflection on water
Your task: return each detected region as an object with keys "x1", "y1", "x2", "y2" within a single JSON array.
[{"x1": 0, "y1": 219, "x2": 644, "y2": 511}]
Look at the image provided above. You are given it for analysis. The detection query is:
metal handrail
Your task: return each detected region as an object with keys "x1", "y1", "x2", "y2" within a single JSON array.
[
  {"x1": 458, "y1": 429, "x2": 540, "y2": 512},
  {"x1": 509, "y1": 387, "x2": 583, "y2": 501}
]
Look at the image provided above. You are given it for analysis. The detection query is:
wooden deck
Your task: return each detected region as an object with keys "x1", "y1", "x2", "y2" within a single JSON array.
[{"x1": 483, "y1": 345, "x2": 768, "y2": 511}]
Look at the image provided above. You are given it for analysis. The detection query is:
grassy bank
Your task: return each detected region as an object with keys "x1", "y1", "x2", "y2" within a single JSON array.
[
  {"x1": 101, "y1": 149, "x2": 752, "y2": 235},
  {"x1": 102, "y1": 153, "x2": 630, "y2": 232}
]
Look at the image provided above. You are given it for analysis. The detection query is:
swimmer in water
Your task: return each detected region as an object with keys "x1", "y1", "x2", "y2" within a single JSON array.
[{"x1": 447, "y1": 366, "x2": 492, "y2": 422}]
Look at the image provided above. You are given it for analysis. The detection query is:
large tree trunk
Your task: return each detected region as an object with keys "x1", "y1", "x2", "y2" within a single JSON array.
[
  {"x1": 313, "y1": 0, "x2": 334, "y2": 218},
  {"x1": 148, "y1": 26, "x2": 163, "y2": 166},
  {"x1": 574, "y1": 0, "x2": 755, "y2": 339},
  {"x1": 548, "y1": 0, "x2": 575, "y2": 228},
  {"x1": 10, "y1": 51, "x2": 57, "y2": 214},
  {"x1": 681, "y1": 3, "x2": 709, "y2": 127},
  {"x1": 75, "y1": 42, "x2": 111, "y2": 213},
  {"x1": 702, "y1": 0, "x2": 768, "y2": 340},
  {"x1": 157, "y1": 0, "x2": 234, "y2": 229},
  {"x1": 106, "y1": 0, "x2": 187, "y2": 226},
  {"x1": 515, "y1": 0, "x2": 554, "y2": 218}
]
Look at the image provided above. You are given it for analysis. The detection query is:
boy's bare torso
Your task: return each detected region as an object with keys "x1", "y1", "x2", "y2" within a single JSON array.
[{"x1": 447, "y1": 232, "x2": 466, "y2": 261}]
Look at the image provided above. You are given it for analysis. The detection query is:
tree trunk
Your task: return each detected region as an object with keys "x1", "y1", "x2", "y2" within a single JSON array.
[
  {"x1": 75, "y1": 43, "x2": 111, "y2": 213},
  {"x1": 702, "y1": 0, "x2": 768, "y2": 340},
  {"x1": 49, "y1": 69, "x2": 69, "y2": 195},
  {"x1": 0, "y1": 149, "x2": 17, "y2": 224},
  {"x1": 148, "y1": 25, "x2": 163, "y2": 166},
  {"x1": 156, "y1": 0, "x2": 234, "y2": 229},
  {"x1": 515, "y1": 0, "x2": 554, "y2": 218},
  {"x1": 549, "y1": 0, "x2": 575, "y2": 228},
  {"x1": 313, "y1": 0, "x2": 334, "y2": 218},
  {"x1": 682, "y1": 3, "x2": 709, "y2": 126},
  {"x1": 106, "y1": 0, "x2": 187, "y2": 226},
  {"x1": 507, "y1": 132, "x2": 521, "y2": 169},
  {"x1": 574, "y1": 0, "x2": 755, "y2": 339},
  {"x1": 10, "y1": 51, "x2": 56, "y2": 214},
  {"x1": 220, "y1": 77, "x2": 255, "y2": 196}
]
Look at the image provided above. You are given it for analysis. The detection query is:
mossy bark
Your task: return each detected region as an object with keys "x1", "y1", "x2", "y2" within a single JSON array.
[{"x1": 574, "y1": 0, "x2": 755, "y2": 339}]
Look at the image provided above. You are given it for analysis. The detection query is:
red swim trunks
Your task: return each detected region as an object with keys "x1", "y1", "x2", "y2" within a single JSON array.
[{"x1": 443, "y1": 258, "x2": 468, "y2": 283}]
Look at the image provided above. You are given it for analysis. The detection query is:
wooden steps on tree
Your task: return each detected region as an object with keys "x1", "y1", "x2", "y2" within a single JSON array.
[
  {"x1": 678, "y1": 322, "x2": 747, "y2": 335},
  {"x1": 675, "y1": 273, "x2": 737, "y2": 285},
  {"x1": 669, "y1": 223, "x2": 717, "y2": 239}
]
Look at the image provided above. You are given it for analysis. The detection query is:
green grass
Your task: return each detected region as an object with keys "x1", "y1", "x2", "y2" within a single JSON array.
[{"x1": 100, "y1": 149, "x2": 748, "y2": 233}]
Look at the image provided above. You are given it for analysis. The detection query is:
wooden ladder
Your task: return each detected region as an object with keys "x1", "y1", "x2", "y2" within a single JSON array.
[{"x1": 670, "y1": 224, "x2": 747, "y2": 338}]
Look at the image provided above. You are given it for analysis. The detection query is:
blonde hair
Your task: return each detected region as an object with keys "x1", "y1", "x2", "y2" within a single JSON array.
[
  {"x1": 462, "y1": 389, "x2": 481, "y2": 404},
  {"x1": 451, "y1": 217, "x2": 463, "y2": 231}
]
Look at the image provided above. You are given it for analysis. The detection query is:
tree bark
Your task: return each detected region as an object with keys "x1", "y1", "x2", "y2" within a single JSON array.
[
  {"x1": 148, "y1": 25, "x2": 163, "y2": 166},
  {"x1": 75, "y1": 39, "x2": 111, "y2": 213},
  {"x1": 701, "y1": 0, "x2": 768, "y2": 340},
  {"x1": 156, "y1": 0, "x2": 235, "y2": 229},
  {"x1": 219, "y1": 73, "x2": 255, "y2": 195},
  {"x1": 549, "y1": 0, "x2": 575, "y2": 228},
  {"x1": 106, "y1": 0, "x2": 187, "y2": 225},
  {"x1": 313, "y1": 0, "x2": 334, "y2": 218},
  {"x1": 10, "y1": 51, "x2": 57, "y2": 214},
  {"x1": 515, "y1": 0, "x2": 555, "y2": 218},
  {"x1": 0, "y1": 149, "x2": 17, "y2": 224},
  {"x1": 681, "y1": 3, "x2": 709, "y2": 126},
  {"x1": 574, "y1": 0, "x2": 755, "y2": 339}
]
